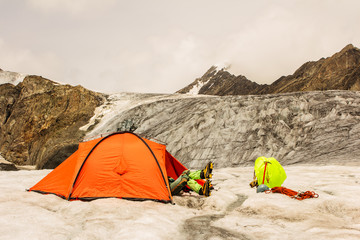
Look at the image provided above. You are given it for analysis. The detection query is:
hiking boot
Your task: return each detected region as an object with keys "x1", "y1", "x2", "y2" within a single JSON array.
[
  {"x1": 209, "y1": 181, "x2": 214, "y2": 190},
  {"x1": 199, "y1": 179, "x2": 212, "y2": 197},
  {"x1": 249, "y1": 179, "x2": 258, "y2": 188},
  {"x1": 200, "y1": 162, "x2": 213, "y2": 179}
]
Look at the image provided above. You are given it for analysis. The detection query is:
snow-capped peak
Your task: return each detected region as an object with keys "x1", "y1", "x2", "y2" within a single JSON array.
[
  {"x1": 0, "y1": 69, "x2": 27, "y2": 86},
  {"x1": 214, "y1": 62, "x2": 231, "y2": 71}
]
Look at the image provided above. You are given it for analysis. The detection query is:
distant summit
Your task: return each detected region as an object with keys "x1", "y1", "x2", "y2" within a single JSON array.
[
  {"x1": 176, "y1": 66, "x2": 261, "y2": 96},
  {"x1": 177, "y1": 44, "x2": 360, "y2": 95},
  {"x1": 258, "y1": 44, "x2": 360, "y2": 94}
]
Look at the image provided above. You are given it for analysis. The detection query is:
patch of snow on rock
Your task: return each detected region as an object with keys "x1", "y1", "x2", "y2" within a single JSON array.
[
  {"x1": 0, "y1": 69, "x2": 27, "y2": 85},
  {"x1": 214, "y1": 62, "x2": 231, "y2": 71},
  {"x1": 187, "y1": 81, "x2": 207, "y2": 95}
]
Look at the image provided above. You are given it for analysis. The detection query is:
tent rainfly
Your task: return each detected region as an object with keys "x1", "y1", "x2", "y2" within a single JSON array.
[{"x1": 29, "y1": 132, "x2": 189, "y2": 203}]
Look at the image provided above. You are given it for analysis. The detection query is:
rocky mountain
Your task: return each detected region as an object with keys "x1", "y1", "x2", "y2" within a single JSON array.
[
  {"x1": 176, "y1": 66, "x2": 262, "y2": 96},
  {"x1": 1, "y1": 79, "x2": 359, "y2": 170},
  {"x1": 1, "y1": 44, "x2": 360, "y2": 170},
  {"x1": 177, "y1": 44, "x2": 360, "y2": 95},
  {"x1": 0, "y1": 75, "x2": 105, "y2": 169}
]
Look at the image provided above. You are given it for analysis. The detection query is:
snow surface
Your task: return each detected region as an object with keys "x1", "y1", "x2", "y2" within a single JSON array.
[
  {"x1": 186, "y1": 79, "x2": 212, "y2": 95},
  {"x1": 1, "y1": 165, "x2": 360, "y2": 240},
  {"x1": 0, "y1": 70, "x2": 26, "y2": 85}
]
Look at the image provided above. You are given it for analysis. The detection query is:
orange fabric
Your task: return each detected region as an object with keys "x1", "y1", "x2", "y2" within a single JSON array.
[
  {"x1": 29, "y1": 137, "x2": 104, "y2": 199},
  {"x1": 29, "y1": 132, "x2": 179, "y2": 203},
  {"x1": 70, "y1": 133, "x2": 171, "y2": 201},
  {"x1": 29, "y1": 150, "x2": 80, "y2": 198}
]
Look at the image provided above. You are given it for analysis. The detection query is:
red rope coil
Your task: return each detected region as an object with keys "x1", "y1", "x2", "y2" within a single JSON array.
[{"x1": 266, "y1": 187, "x2": 319, "y2": 200}]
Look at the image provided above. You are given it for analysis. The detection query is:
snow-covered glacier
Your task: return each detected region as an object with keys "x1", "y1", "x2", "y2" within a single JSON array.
[
  {"x1": 81, "y1": 90, "x2": 360, "y2": 169},
  {"x1": 1, "y1": 165, "x2": 360, "y2": 240}
]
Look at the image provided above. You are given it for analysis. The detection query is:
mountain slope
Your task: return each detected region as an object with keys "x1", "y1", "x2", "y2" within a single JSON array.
[
  {"x1": 0, "y1": 75, "x2": 105, "y2": 168},
  {"x1": 177, "y1": 66, "x2": 264, "y2": 95},
  {"x1": 178, "y1": 44, "x2": 360, "y2": 95},
  {"x1": 257, "y1": 44, "x2": 360, "y2": 94}
]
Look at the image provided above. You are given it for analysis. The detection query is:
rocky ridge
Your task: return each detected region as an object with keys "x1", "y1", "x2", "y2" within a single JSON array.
[
  {"x1": 177, "y1": 66, "x2": 261, "y2": 96},
  {"x1": 177, "y1": 44, "x2": 360, "y2": 95}
]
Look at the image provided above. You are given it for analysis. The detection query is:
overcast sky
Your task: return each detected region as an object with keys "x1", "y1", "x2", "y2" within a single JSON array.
[{"x1": 0, "y1": 0, "x2": 359, "y2": 94}]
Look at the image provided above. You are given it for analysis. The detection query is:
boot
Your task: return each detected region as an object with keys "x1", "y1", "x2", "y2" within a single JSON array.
[
  {"x1": 199, "y1": 179, "x2": 212, "y2": 197},
  {"x1": 200, "y1": 162, "x2": 213, "y2": 179}
]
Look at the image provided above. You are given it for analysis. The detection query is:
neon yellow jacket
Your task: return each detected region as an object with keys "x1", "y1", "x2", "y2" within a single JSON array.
[{"x1": 254, "y1": 156, "x2": 287, "y2": 188}]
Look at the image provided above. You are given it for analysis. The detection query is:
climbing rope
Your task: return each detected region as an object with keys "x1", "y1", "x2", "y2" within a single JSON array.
[{"x1": 266, "y1": 187, "x2": 319, "y2": 200}]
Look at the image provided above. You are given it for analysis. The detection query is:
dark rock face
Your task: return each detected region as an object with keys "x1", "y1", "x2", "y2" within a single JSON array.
[
  {"x1": 0, "y1": 75, "x2": 105, "y2": 169},
  {"x1": 0, "y1": 163, "x2": 18, "y2": 171},
  {"x1": 0, "y1": 158, "x2": 18, "y2": 171},
  {"x1": 0, "y1": 154, "x2": 18, "y2": 171},
  {"x1": 177, "y1": 66, "x2": 263, "y2": 96},
  {"x1": 177, "y1": 44, "x2": 360, "y2": 96},
  {"x1": 0, "y1": 83, "x2": 21, "y2": 126}
]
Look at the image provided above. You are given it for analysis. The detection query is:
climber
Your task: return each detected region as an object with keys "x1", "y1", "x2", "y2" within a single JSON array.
[{"x1": 169, "y1": 162, "x2": 213, "y2": 197}]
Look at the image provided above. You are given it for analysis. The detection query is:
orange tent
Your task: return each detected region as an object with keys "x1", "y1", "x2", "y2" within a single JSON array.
[{"x1": 29, "y1": 132, "x2": 188, "y2": 203}]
